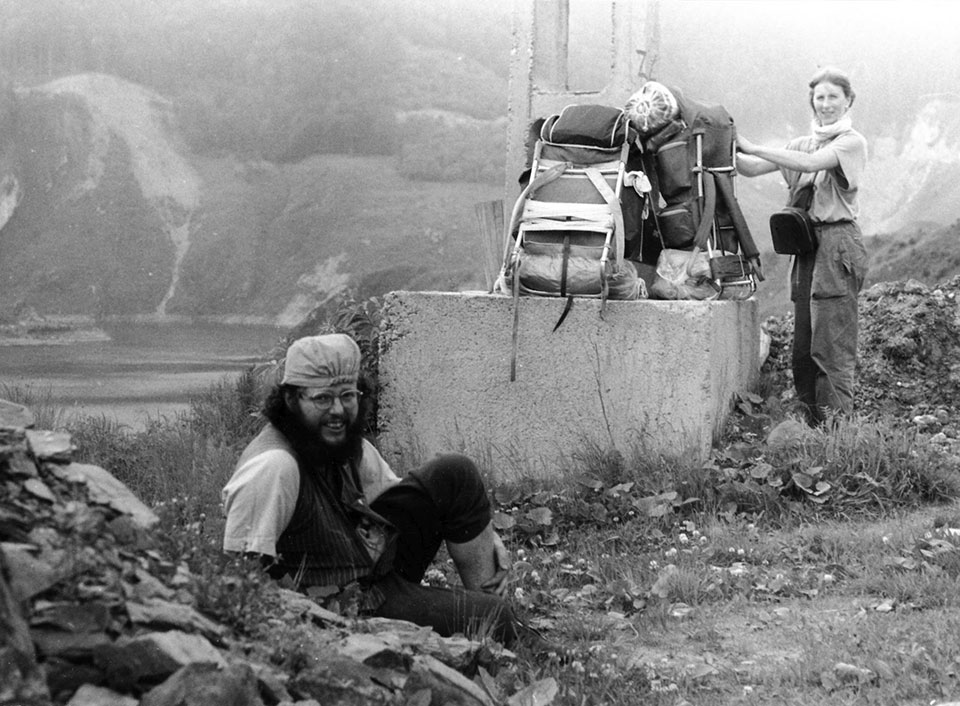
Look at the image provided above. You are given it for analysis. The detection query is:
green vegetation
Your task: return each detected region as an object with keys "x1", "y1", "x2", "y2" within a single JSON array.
[{"x1": 9, "y1": 298, "x2": 960, "y2": 705}]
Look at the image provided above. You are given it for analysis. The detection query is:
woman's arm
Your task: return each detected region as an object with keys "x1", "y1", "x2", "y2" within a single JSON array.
[
  {"x1": 735, "y1": 153, "x2": 779, "y2": 177},
  {"x1": 737, "y1": 134, "x2": 840, "y2": 173}
]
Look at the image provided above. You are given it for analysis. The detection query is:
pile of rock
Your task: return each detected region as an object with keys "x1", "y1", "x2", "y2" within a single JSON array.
[
  {"x1": 0, "y1": 400, "x2": 550, "y2": 706},
  {"x1": 762, "y1": 277, "x2": 960, "y2": 433}
]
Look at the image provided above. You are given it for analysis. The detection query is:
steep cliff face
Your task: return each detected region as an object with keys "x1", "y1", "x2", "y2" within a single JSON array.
[
  {"x1": 0, "y1": 74, "x2": 189, "y2": 320},
  {"x1": 862, "y1": 97, "x2": 960, "y2": 236},
  {"x1": 0, "y1": 89, "x2": 21, "y2": 237},
  {"x1": 0, "y1": 73, "x2": 499, "y2": 326}
]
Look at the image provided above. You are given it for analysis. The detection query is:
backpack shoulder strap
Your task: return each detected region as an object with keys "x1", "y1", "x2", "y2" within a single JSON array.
[
  {"x1": 583, "y1": 167, "x2": 625, "y2": 269},
  {"x1": 691, "y1": 170, "x2": 717, "y2": 252},
  {"x1": 712, "y1": 171, "x2": 764, "y2": 281}
]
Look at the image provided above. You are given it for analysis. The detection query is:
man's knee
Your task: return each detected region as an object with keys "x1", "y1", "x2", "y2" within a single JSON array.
[
  {"x1": 415, "y1": 453, "x2": 481, "y2": 484},
  {"x1": 409, "y1": 454, "x2": 490, "y2": 541},
  {"x1": 411, "y1": 454, "x2": 486, "y2": 504}
]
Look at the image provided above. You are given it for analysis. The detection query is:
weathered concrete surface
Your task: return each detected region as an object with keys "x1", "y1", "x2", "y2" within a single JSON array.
[
  {"x1": 377, "y1": 291, "x2": 760, "y2": 481},
  {"x1": 504, "y1": 0, "x2": 648, "y2": 204}
]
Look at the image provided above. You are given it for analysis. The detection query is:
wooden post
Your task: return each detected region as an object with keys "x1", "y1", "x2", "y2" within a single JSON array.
[{"x1": 474, "y1": 199, "x2": 506, "y2": 292}]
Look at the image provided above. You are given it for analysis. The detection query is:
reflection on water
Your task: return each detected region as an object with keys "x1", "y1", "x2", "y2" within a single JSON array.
[{"x1": 0, "y1": 322, "x2": 285, "y2": 429}]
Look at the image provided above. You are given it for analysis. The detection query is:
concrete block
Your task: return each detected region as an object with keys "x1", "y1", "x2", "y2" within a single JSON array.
[{"x1": 377, "y1": 291, "x2": 760, "y2": 482}]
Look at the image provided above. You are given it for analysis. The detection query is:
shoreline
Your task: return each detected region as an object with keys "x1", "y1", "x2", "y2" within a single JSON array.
[{"x1": 0, "y1": 314, "x2": 282, "y2": 346}]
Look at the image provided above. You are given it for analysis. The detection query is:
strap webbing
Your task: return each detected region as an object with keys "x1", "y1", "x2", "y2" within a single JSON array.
[
  {"x1": 712, "y1": 170, "x2": 764, "y2": 281},
  {"x1": 510, "y1": 265, "x2": 521, "y2": 382},
  {"x1": 553, "y1": 295, "x2": 574, "y2": 332},
  {"x1": 559, "y1": 234, "x2": 571, "y2": 298},
  {"x1": 584, "y1": 168, "x2": 624, "y2": 268},
  {"x1": 500, "y1": 161, "x2": 571, "y2": 274}
]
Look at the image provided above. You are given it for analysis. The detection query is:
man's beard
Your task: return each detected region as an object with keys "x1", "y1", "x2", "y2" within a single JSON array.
[{"x1": 275, "y1": 405, "x2": 365, "y2": 474}]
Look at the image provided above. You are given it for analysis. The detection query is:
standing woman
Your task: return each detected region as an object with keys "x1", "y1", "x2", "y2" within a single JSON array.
[{"x1": 736, "y1": 66, "x2": 869, "y2": 425}]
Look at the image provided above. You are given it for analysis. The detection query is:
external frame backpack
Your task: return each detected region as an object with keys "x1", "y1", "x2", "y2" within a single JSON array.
[
  {"x1": 497, "y1": 103, "x2": 647, "y2": 379},
  {"x1": 630, "y1": 84, "x2": 764, "y2": 297},
  {"x1": 499, "y1": 104, "x2": 645, "y2": 303}
]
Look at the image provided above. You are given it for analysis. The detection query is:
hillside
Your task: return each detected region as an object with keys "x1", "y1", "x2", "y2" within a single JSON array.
[
  {"x1": 0, "y1": 73, "x2": 502, "y2": 328},
  {"x1": 1, "y1": 70, "x2": 959, "y2": 326}
]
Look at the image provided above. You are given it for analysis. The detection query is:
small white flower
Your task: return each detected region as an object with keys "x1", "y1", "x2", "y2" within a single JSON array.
[
  {"x1": 678, "y1": 533, "x2": 689, "y2": 544},
  {"x1": 665, "y1": 547, "x2": 678, "y2": 558}
]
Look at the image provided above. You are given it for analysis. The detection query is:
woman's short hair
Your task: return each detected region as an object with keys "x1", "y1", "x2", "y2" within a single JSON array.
[{"x1": 808, "y1": 66, "x2": 856, "y2": 110}]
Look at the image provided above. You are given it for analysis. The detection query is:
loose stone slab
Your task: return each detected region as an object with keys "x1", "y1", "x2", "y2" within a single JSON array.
[
  {"x1": 0, "y1": 399, "x2": 35, "y2": 430},
  {"x1": 48, "y1": 463, "x2": 160, "y2": 529}
]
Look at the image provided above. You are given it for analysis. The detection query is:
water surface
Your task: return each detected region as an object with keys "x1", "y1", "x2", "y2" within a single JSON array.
[{"x1": 0, "y1": 322, "x2": 284, "y2": 430}]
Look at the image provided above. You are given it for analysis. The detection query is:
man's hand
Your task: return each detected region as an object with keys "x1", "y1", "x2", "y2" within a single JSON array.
[{"x1": 480, "y1": 531, "x2": 512, "y2": 597}]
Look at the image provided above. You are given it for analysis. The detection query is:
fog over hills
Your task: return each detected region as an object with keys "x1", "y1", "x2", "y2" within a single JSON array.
[{"x1": 0, "y1": 0, "x2": 958, "y2": 325}]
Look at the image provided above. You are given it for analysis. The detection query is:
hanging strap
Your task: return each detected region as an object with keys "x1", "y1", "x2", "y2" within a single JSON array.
[
  {"x1": 553, "y1": 295, "x2": 574, "y2": 332},
  {"x1": 639, "y1": 148, "x2": 666, "y2": 250},
  {"x1": 499, "y1": 161, "x2": 571, "y2": 278},
  {"x1": 712, "y1": 170, "x2": 764, "y2": 281},
  {"x1": 682, "y1": 171, "x2": 717, "y2": 278},
  {"x1": 691, "y1": 170, "x2": 717, "y2": 252},
  {"x1": 510, "y1": 264, "x2": 522, "y2": 381},
  {"x1": 505, "y1": 161, "x2": 572, "y2": 382}
]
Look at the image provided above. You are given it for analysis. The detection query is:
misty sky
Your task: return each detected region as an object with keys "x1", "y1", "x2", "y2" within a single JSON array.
[
  {"x1": 662, "y1": 0, "x2": 960, "y2": 73},
  {"x1": 672, "y1": 0, "x2": 958, "y2": 35},
  {"x1": 646, "y1": 0, "x2": 960, "y2": 139}
]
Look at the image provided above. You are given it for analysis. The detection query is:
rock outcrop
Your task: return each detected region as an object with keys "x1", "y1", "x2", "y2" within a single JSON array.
[{"x1": 0, "y1": 400, "x2": 517, "y2": 706}]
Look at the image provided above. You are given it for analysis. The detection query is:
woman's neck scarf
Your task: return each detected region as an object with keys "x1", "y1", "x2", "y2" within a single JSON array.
[{"x1": 811, "y1": 113, "x2": 853, "y2": 145}]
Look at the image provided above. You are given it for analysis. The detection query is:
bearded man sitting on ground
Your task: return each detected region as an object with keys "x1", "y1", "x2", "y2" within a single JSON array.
[{"x1": 221, "y1": 332, "x2": 524, "y2": 646}]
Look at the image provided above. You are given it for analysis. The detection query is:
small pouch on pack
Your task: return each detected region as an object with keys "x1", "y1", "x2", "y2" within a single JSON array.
[
  {"x1": 709, "y1": 252, "x2": 756, "y2": 301},
  {"x1": 658, "y1": 202, "x2": 697, "y2": 249},
  {"x1": 709, "y1": 253, "x2": 752, "y2": 281},
  {"x1": 655, "y1": 138, "x2": 693, "y2": 200}
]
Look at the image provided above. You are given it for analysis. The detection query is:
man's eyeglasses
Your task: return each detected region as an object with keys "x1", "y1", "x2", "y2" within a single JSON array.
[{"x1": 299, "y1": 390, "x2": 362, "y2": 410}]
